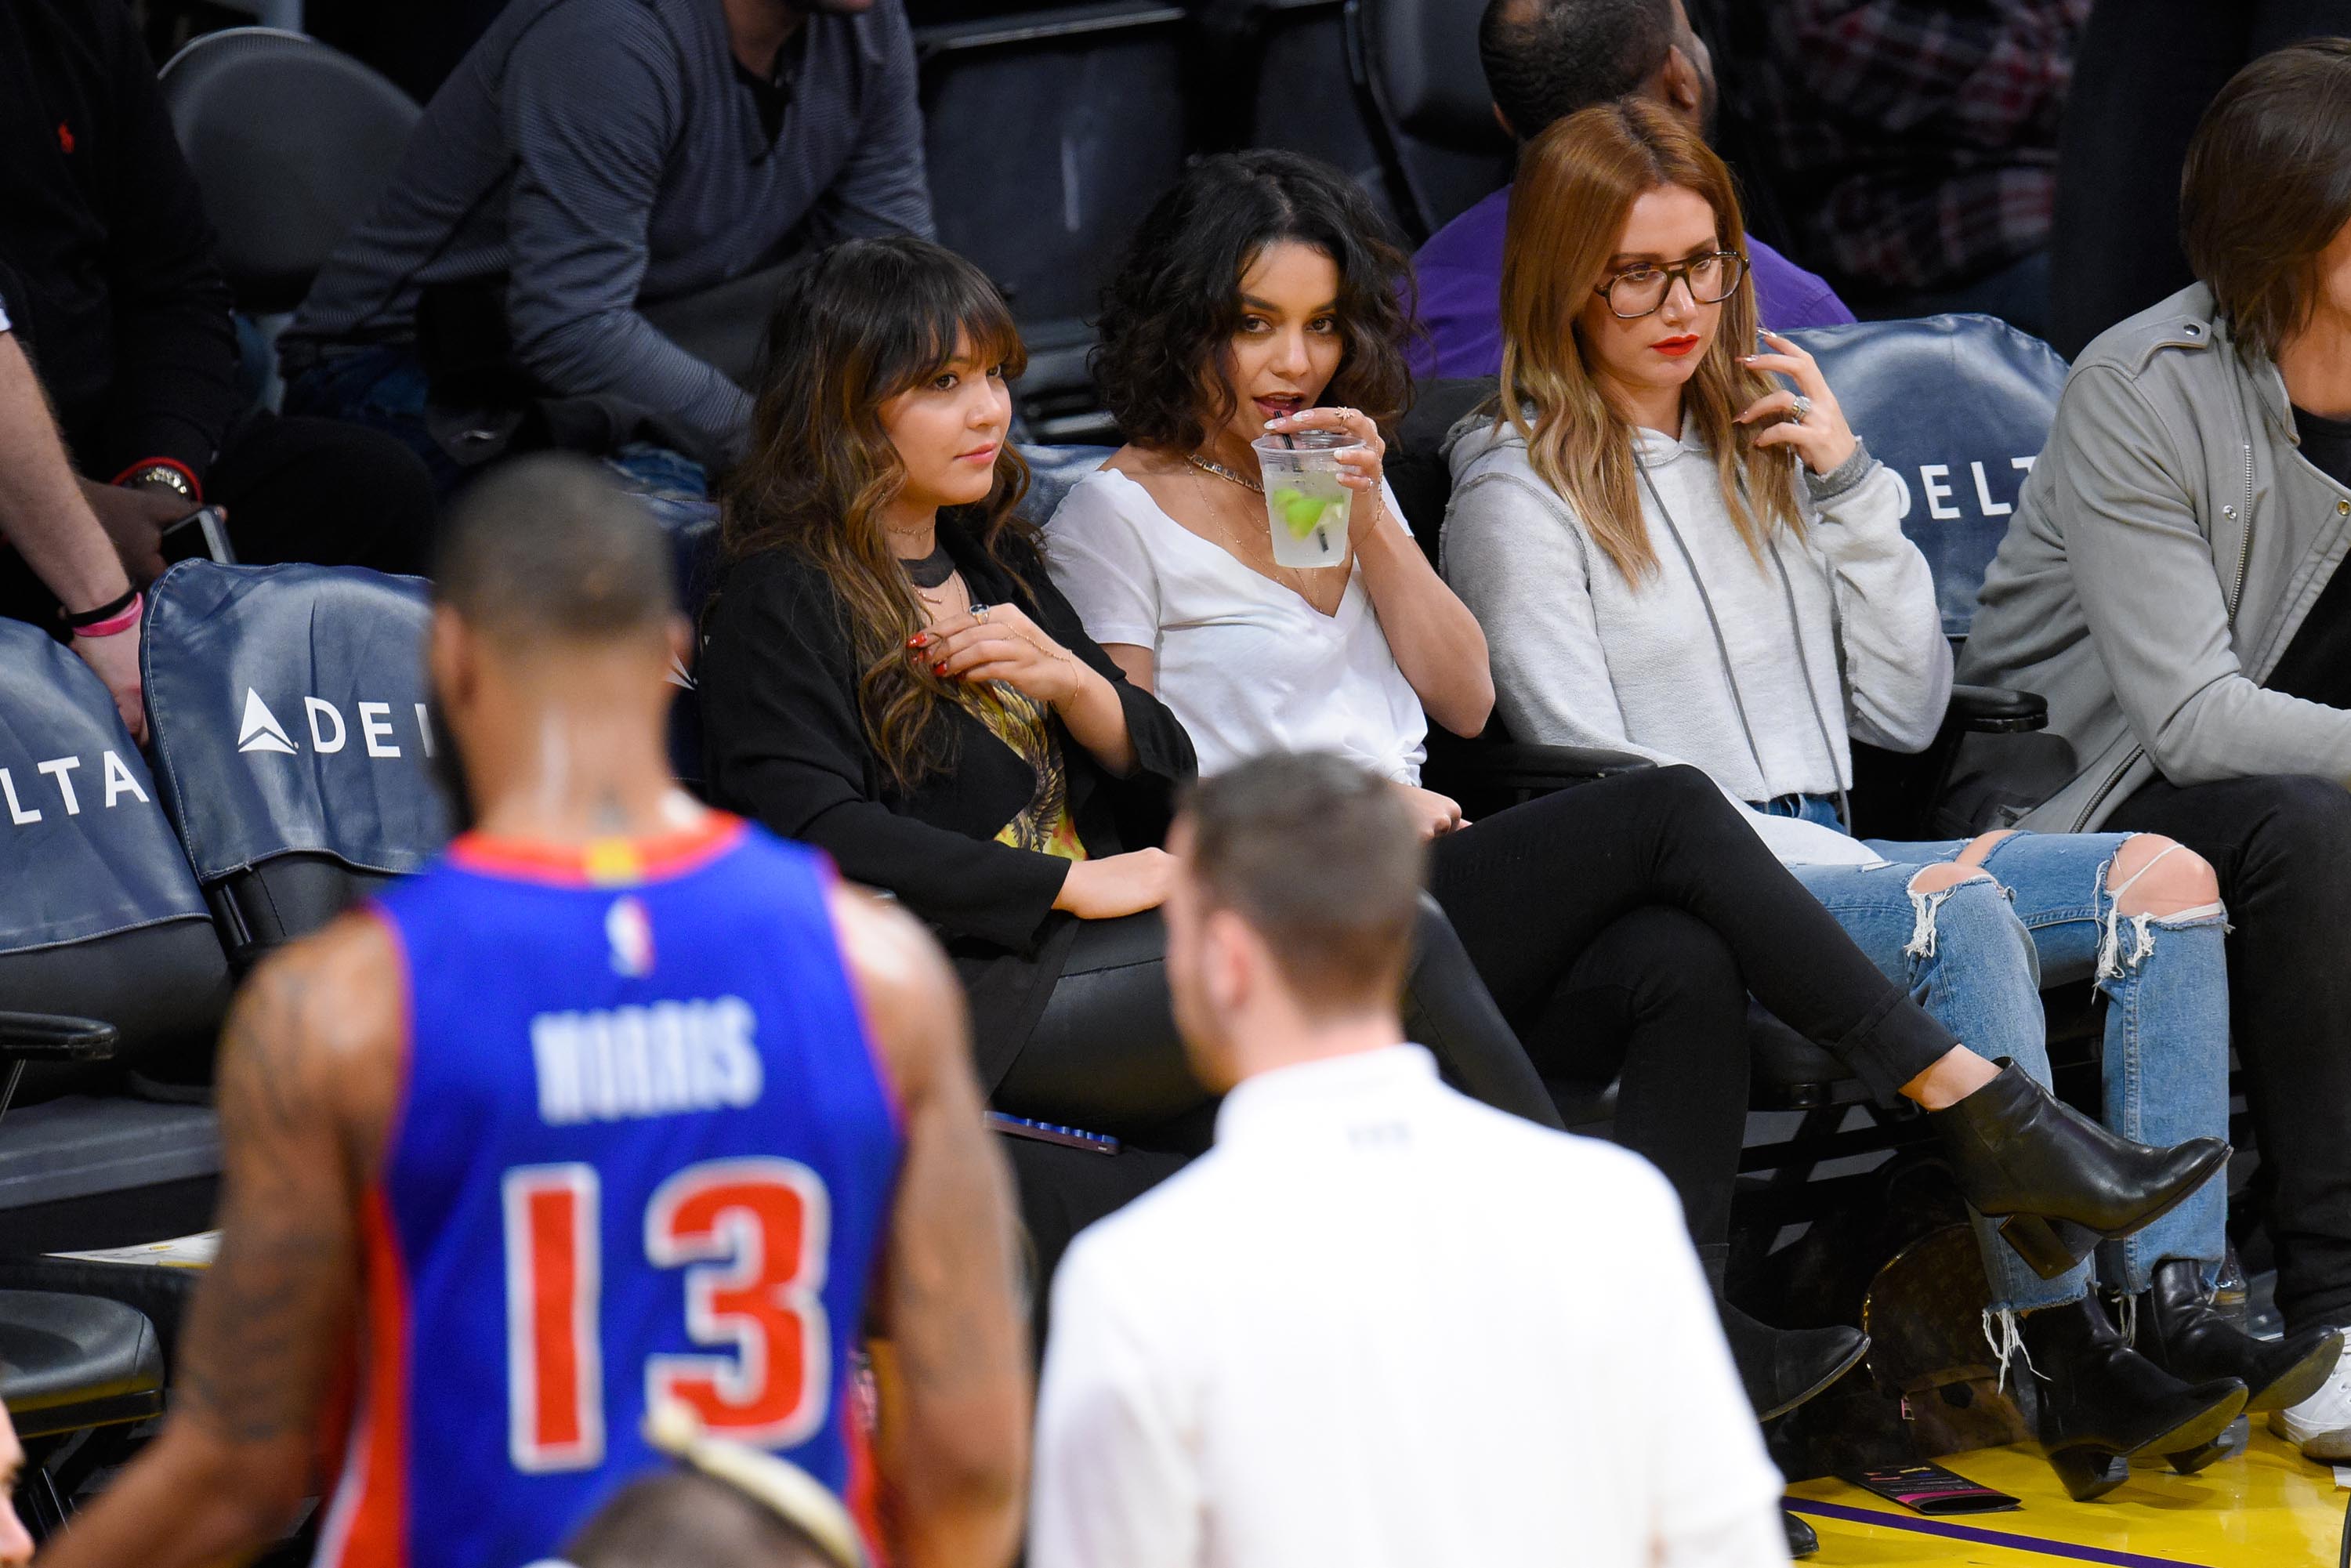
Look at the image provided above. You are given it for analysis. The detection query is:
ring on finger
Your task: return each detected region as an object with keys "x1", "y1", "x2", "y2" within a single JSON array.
[
  {"x1": 1788, "y1": 394, "x2": 1813, "y2": 425},
  {"x1": 969, "y1": 602, "x2": 991, "y2": 622}
]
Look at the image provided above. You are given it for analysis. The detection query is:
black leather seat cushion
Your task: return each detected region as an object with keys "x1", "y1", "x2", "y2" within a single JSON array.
[{"x1": 0, "y1": 1289, "x2": 165, "y2": 1439}]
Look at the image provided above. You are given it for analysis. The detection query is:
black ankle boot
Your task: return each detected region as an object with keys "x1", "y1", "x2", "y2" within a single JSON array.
[
  {"x1": 1782, "y1": 1511, "x2": 1818, "y2": 1559},
  {"x1": 2014, "y1": 1293, "x2": 2247, "y2": 1501},
  {"x1": 1926, "y1": 1061, "x2": 2230, "y2": 1280},
  {"x1": 2135, "y1": 1258, "x2": 2346, "y2": 1416},
  {"x1": 1699, "y1": 1246, "x2": 1870, "y2": 1421}
]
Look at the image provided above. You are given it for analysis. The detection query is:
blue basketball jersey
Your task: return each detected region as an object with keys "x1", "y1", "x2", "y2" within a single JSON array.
[{"x1": 317, "y1": 817, "x2": 901, "y2": 1568}]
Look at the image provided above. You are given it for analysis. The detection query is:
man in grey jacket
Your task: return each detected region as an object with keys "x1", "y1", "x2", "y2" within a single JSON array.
[{"x1": 1958, "y1": 40, "x2": 2351, "y2": 1461}]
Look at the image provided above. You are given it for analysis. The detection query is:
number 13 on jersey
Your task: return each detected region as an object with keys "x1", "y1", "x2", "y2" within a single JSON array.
[{"x1": 502, "y1": 1157, "x2": 833, "y2": 1472}]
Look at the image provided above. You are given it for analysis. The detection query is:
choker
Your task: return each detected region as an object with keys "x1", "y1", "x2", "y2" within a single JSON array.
[{"x1": 904, "y1": 542, "x2": 957, "y2": 589}]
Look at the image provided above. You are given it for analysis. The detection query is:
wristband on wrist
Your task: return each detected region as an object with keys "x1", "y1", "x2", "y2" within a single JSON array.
[
  {"x1": 69, "y1": 590, "x2": 143, "y2": 639},
  {"x1": 110, "y1": 458, "x2": 200, "y2": 502}
]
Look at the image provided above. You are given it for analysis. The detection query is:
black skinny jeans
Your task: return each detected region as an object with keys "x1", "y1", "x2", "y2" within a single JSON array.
[
  {"x1": 995, "y1": 765, "x2": 1962, "y2": 1249},
  {"x1": 2108, "y1": 773, "x2": 2351, "y2": 1334}
]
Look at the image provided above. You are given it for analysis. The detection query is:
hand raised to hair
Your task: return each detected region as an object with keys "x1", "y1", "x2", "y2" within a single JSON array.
[{"x1": 1736, "y1": 331, "x2": 1859, "y2": 476}]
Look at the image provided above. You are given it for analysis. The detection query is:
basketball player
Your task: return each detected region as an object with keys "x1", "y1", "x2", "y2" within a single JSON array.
[{"x1": 40, "y1": 456, "x2": 1029, "y2": 1568}]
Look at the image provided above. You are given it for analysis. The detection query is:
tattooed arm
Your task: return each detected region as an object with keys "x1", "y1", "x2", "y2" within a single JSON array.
[
  {"x1": 831, "y1": 885, "x2": 1031, "y2": 1568},
  {"x1": 39, "y1": 914, "x2": 405, "y2": 1568}
]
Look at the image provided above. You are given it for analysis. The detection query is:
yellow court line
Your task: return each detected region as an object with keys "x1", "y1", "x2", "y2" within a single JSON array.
[{"x1": 1787, "y1": 1429, "x2": 2346, "y2": 1566}]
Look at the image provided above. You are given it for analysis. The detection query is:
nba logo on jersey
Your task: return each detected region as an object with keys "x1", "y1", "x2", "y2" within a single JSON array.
[
  {"x1": 607, "y1": 896, "x2": 654, "y2": 977},
  {"x1": 335, "y1": 822, "x2": 903, "y2": 1568}
]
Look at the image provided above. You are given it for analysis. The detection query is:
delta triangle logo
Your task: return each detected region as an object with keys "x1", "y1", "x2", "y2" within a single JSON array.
[{"x1": 236, "y1": 688, "x2": 298, "y2": 755}]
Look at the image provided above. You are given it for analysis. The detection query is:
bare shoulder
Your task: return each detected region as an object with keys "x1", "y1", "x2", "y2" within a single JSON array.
[
  {"x1": 825, "y1": 882, "x2": 967, "y2": 1100},
  {"x1": 218, "y1": 910, "x2": 409, "y2": 1171}
]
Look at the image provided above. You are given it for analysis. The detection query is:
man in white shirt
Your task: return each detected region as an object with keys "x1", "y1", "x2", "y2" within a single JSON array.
[{"x1": 1030, "y1": 751, "x2": 1789, "y2": 1568}]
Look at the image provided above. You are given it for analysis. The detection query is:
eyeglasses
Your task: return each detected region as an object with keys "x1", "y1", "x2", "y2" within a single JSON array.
[{"x1": 1593, "y1": 252, "x2": 1748, "y2": 319}]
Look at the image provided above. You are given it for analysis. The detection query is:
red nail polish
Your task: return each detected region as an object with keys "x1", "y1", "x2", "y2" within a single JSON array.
[
  {"x1": 908, "y1": 633, "x2": 929, "y2": 648},
  {"x1": 933, "y1": 662, "x2": 947, "y2": 675}
]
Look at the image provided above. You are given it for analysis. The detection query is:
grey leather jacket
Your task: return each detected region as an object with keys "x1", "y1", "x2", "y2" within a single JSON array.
[{"x1": 1955, "y1": 284, "x2": 2351, "y2": 832}]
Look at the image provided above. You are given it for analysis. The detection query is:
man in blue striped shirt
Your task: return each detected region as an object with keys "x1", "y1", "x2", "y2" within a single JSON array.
[{"x1": 283, "y1": 0, "x2": 933, "y2": 480}]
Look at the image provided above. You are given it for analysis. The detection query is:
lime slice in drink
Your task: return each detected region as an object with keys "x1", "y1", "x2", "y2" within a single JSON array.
[{"x1": 1280, "y1": 491, "x2": 1328, "y2": 538}]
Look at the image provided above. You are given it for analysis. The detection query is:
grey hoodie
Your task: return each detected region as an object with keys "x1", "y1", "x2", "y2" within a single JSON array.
[{"x1": 1955, "y1": 284, "x2": 2351, "y2": 832}]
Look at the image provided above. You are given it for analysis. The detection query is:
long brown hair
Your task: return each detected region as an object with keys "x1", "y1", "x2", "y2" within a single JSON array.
[
  {"x1": 1495, "y1": 100, "x2": 1801, "y2": 582},
  {"x1": 722, "y1": 237, "x2": 1034, "y2": 791}
]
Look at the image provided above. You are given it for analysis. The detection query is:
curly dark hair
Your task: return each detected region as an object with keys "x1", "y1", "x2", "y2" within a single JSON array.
[
  {"x1": 721, "y1": 237, "x2": 1034, "y2": 791},
  {"x1": 1092, "y1": 150, "x2": 1415, "y2": 453}
]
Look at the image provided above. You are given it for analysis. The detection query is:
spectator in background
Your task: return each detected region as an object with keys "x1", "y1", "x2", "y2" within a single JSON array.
[
  {"x1": 1030, "y1": 753, "x2": 1789, "y2": 1568},
  {"x1": 1411, "y1": 0, "x2": 1853, "y2": 382},
  {"x1": 1958, "y1": 41, "x2": 2351, "y2": 1464},
  {"x1": 1, "y1": 299, "x2": 147, "y2": 741},
  {"x1": 0, "y1": 0, "x2": 433, "y2": 589},
  {"x1": 2049, "y1": 0, "x2": 2351, "y2": 357},
  {"x1": 1739, "y1": 0, "x2": 2091, "y2": 340},
  {"x1": 282, "y1": 0, "x2": 933, "y2": 491}
]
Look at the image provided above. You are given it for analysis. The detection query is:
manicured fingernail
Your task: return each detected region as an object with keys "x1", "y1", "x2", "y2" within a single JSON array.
[
  {"x1": 907, "y1": 634, "x2": 929, "y2": 648},
  {"x1": 932, "y1": 662, "x2": 946, "y2": 675}
]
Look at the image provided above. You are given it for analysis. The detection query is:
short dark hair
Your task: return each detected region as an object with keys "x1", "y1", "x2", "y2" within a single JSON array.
[
  {"x1": 1092, "y1": 150, "x2": 1415, "y2": 453},
  {"x1": 435, "y1": 453, "x2": 677, "y2": 643},
  {"x1": 2181, "y1": 38, "x2": 2351, "y2": 367},
  {"x1": 1480, "y1": 0, "x2": 1677, "y2": 139},
  {"x1": 1182, "y1": 752, "x2": 1424, "y2": 1017},
  {"x1": 560, "y1": 1470, "x2": 840, "y2": 1568}
]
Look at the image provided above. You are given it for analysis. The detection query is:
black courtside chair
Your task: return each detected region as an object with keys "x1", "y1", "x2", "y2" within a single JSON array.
[
  {"x1": 142, "y1": 562, "x2": 448, "y2": 972},
  {"x1": 1342, "y1": 0, "x2": 1515, "y2": 244},
  {"x1": 0, "y1": 622, "x2": 230, "y2": 1253}
]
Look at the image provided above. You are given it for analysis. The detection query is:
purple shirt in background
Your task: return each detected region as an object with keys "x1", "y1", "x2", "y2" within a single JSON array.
[{"x1": 1407, "y1": 184, "x2": 1857, "y2": 381}]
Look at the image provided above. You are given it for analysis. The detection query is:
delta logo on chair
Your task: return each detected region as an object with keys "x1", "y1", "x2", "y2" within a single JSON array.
[{"x1": 235, "y1": 688, "x2": 436, "y2": 760}]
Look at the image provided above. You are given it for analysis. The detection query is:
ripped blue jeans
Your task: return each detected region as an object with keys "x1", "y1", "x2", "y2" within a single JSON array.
[{"x1": 1783, "y1": 819, "x2": 2230, "y2": 1316}]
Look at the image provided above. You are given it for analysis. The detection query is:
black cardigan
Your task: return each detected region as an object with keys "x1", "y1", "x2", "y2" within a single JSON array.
[{"x1": 697, "y1": 522, "x2": 1197, "y2": 1091}]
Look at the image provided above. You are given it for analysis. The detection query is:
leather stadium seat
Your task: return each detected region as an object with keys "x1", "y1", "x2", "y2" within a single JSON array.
[
  {"x1": 1343, "y1": 0, "x2": 1513, "y2": 241},
  {"x1": 1790, "y1": 315, "x2": 2069, "y2": 637},
  {"x1": 158, "y1": 28, "x2": 422, "y2": 317},
  {"x1": 142, "y1": 561, "x2": 448, "y2": 969},
  {"x1": 915, "y1": 4, "x2": 1191, "y2": 444},
  {"x1": 0, "y1": 623, "x2": 230, "y2": 1252},
  {"x1": 0, "y1": 1291, "x2": 165, "y2": 1442}
]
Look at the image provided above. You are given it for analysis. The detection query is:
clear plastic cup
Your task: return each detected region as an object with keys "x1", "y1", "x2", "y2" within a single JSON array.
[{"x1": 1251, "y1": 430, "x2": 1360, "y2": 569}]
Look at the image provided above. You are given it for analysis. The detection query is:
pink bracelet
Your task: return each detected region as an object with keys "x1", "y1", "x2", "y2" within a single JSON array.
[{"x1": 71, "y1": 592, "x2": 143, "y2": 639}]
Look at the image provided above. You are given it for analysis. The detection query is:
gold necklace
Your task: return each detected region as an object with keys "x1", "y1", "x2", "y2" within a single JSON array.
[{"x1": 1186, "y1": 453, "x2": 1262, "y2": 494}]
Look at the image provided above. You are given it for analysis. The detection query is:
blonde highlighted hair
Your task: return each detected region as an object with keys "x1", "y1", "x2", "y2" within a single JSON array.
[{"x1": 1495, "y1": 99, "x2": 1802, "y2": 582}]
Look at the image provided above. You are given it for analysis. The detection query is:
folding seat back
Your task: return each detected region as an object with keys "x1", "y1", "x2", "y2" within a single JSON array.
[
  {"x1": 141, "y1": 562, "x2": 447, "y2": 968},
  {"x1": 916, "y1": 5, "x2": 1192, "y2": 441},
  {"x1": 0, "y1": 624, "x2": 230, "y2": 1072},
  {"x1": 1787, "y1": 314, "x2": 2070, "y2": 636},
  {"x1": 0, "y1": 624, "x2": 230, "y2": 1253},
  {"x1": 159, "y1": 28, "x2": 423, "y2": 317},
  {"x1": 1345, "y1": 0, "x2": 1513, "y2": 242}
]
